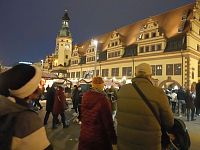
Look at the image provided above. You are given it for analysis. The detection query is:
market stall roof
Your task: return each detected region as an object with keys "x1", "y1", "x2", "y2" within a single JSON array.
[
  {"x1": 42, "y1": 72, "x2": 58, "y2": 79},
  {"x1": 78, "y1": 78, "x2": 92, "y2": 84},
  {"x1": 51, "y1": 66, "x2": 68, "y2": 74}
]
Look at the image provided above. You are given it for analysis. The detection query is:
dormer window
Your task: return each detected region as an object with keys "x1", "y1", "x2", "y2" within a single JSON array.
[
  {"x1": 151, "y1": 45, "x2": 155, "y2": 51},
  {"x1": 156, "y1": 44, "x2": 162, "y2": 51},
  {"x1": 197, "y1": 44, "x2": 200, "y2": 51},
  {"x1": 144, "y1": 33, "x2": 149, "y2": 39},
  {"x1": 152, "y1": 32, "x2": 156, "y2": 38},
  {"x1": 139, "y1": 46, "x2": 144, "y2": 53},
  {"x1": 145, "y1": 46, "x2": 149, "y2": 52}
]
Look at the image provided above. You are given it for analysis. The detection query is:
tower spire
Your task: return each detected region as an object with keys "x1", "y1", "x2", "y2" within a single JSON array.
[{"x1": 58, "y1": 9, "x2": 71, "y2": 37}]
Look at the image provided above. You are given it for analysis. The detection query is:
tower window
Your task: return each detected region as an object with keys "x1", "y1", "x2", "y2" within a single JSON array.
[{"x1": 65, "y1": 55, "x2": 68, "y2": 59}]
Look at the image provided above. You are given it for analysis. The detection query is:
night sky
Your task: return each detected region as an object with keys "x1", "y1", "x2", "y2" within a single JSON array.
[{"x1": 0, "y1": 0, "x2": 195, "y2": 66}]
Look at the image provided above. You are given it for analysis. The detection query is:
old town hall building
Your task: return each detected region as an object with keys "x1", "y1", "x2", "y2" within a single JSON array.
[{"x1": 43, "y1": 0, "x2": 200, "y2": 89}]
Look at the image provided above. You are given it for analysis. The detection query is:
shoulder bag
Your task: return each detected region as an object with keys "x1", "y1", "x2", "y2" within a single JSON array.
[{"x1": 132, "y1": 82, "x2": 178, "y2": 150}]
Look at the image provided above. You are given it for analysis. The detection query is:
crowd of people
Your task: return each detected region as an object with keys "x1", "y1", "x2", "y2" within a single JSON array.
[
  {"x1": 1, "y1": 62, "x2": 199, "y2": 149},
  {"x1": 165, "y1": 84, "x2": 200, "y2": 121}
]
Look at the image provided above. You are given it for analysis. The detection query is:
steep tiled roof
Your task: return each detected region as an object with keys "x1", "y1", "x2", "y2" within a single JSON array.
[{"x1": 77, "y1": 3, "x2": 194, "y2": 55}]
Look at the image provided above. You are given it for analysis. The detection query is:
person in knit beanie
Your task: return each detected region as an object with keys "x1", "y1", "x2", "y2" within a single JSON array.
[
  {"x1": 78, "y1": 77, "x2": 117, "y2": 150},
  {"x1": 0, "y1": 64, "x2": 53, "y2": 150},
  {"x1": 117, "y1": 63, "x2": 174, "y2": 150},
  {"x1": 92, "y1": 76, "x2": 105, "y2": 91}
]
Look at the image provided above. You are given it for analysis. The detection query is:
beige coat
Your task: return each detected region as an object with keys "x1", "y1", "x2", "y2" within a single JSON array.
[{"x1": 117, "y1": 77, "x2": 174, "y2": 150}]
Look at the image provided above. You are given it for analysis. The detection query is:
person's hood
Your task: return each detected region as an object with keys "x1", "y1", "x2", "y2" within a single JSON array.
[{"x1": 0, "y1": 95, "x2": 27, "y2": 116}]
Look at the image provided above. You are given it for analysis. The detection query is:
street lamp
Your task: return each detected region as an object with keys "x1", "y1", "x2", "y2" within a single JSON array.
[{"x1": 92, "y1": 39, "x2": 98, "y2": 77}]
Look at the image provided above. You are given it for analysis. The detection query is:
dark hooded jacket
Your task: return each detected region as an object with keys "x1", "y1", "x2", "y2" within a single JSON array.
[{"x1": 46, "y1": 85, "x2": 56, "y2": 112}]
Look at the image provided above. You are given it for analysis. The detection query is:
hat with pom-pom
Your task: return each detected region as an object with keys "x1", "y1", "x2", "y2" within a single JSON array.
[{"x1": 0, "y1": 64, "x2": 42, "y2": 99}]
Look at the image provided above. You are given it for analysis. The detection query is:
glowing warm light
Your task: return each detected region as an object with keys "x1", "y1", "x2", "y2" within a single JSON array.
[
  {"x1": 122, "y1": 76, "x2": 126, "y2": 80},
  {"x1": 92, "y1": 39, "x2": 98, "y2": 47}
]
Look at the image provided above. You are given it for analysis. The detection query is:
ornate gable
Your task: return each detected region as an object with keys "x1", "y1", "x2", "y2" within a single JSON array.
[
  {"x1": 137, "y1": 18, "x2": 166, "y2": 55},
  {"x1": 107, "y1": 30, "x2": 125, "y2": 60},
  {"x1": 107, "y1": 30, "x2": 124, "y2": 48},
  {"x1": 85, "y1": 40, "x2": 98, "y2": 64},
  {"x1": 71, "y1": 45, "x2": 80, "y2": 65}
]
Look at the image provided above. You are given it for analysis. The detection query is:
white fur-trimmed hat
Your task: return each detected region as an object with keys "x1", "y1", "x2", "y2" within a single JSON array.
[
  {"x1": 135, "y1": 63, "x2": 152, "y2": 76},
  {"x1": 1, "y1": 64, "x2": 42, "y2": 99}
]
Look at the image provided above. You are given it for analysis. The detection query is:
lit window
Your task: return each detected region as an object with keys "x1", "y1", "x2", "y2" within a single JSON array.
[
  {"x1": 122, "y1": 67, "x2": 132, "y2": 76},
  {"x1": 102, "y1": 69, "x2": 109, "y2": 77},
  {"x1": 76, "y1": 72, "x2": 80, "y2": 78},
  {"x1": 111, "y1": 68, "x2": 119, "y2": 76},
  {"x1": 166, "y1": 64, "x2": 173, "y2": 75},
  {"x1": 174, "y1": 64, "x2": 181, "y2": 75},
  {"x1": 156, "y1": 65, "x2": 162, "y2": 75},
  {"x1": 71, "y1": 72, "x2": 75, "y2": 78}
]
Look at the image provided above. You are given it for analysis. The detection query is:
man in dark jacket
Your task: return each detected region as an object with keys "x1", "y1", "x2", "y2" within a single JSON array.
[
  {"x1": 195, "y1": 82, "x2": 200, "y2": 115},
  {"x1": 185, "y1": 89, "x2": 196, "y2": 121},
  {"x1": 44, "y1": 83, "x2": 56, "y2": 125},
  {"x1": 177, "y1": 87, "x2": 186, "y2": 116}
]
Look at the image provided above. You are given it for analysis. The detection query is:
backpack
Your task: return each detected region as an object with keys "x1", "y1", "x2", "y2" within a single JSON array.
[
  {"x1": 169, "y1": 118, "x2": 191, "y2": 150},
  {"x1": 0, "y1": 112, "x2": 19, "y2": 150}
]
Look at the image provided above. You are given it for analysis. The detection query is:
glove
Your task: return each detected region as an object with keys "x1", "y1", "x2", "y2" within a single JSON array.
[{"x1": 112, "y1": 144, "x2": 117, "y2": 150}]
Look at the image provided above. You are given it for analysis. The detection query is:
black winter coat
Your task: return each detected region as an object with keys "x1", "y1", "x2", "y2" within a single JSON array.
[
  {"x1": 46, "y1": 87, "x2": 55, "y2": 111},
  {"x1": 185, "y1": 91, "x2": 195, "y2": 109}
]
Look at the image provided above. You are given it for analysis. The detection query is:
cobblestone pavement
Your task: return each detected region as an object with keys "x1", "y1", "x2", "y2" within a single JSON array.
[{"x1": 38, "y1": 100, "x2": 200, "y2": 150}]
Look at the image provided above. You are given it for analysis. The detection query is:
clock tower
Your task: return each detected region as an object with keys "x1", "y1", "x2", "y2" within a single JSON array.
[{"x1": 55, "y1": 10, "x2": 72, "y2": 67}]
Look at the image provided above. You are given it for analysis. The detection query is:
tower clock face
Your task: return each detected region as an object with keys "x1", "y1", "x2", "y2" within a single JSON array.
[{"x1": 65, "y1": 44, "x2": 70, "y2": 49}]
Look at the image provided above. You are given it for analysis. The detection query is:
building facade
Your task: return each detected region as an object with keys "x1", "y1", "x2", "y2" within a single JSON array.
[{"x1": 44, "y1": 0, "x2": 200, "y2": 89}]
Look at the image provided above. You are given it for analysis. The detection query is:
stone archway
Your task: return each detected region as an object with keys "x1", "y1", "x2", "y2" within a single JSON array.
[{"x1": 159, "y1": 77, "x2": 181, "y2": 89}]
